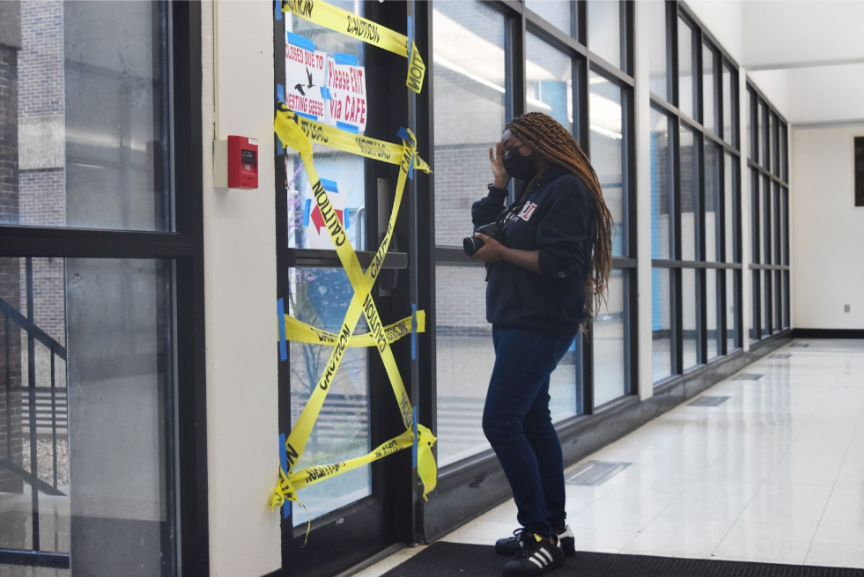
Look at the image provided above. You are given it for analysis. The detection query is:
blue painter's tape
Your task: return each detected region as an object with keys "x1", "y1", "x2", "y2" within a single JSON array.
[
  {"x1": 320, "y1": 178, "x2": 339, "y2": 193},
  {"x1": 397, "y1": 127, "x2": 411, "y2": 142},
  {"x1": 333, "y1": 53, "x2": 359, "y2": 66},
  {"x1": 408, "y1": 156, "x2": 415, "y2": 180},
  {"x1": 407, "y1": 16, "x2": 414, "y2": 61},
  {"x1": 320, "y1": 87, "x2": 333, "y2": 100},
  {"x1": 279, "y1": 433, "x2": 290, "y2": 518},
  {"x1": 412, "y1": 406, "x2": 419, "y2": 468},
  {"x1": 411, "y1": 304, "x2": 417, "y2": 360},
  {"x1": 277, "y1": 84, "x2": 285, "y2": 102},
  {"x1": 295, "y1": 111, "x2": 317, "y2": 122},
  {"x1": 344, "y1": 208, "x2": 350, "y2": 230},
  {"x1": 303, "y1": 198, "x2": 312, "y2": 227},
  {"x1": 336, "y1": 122, "x2": 359, "y2": 134},
  {"x1": 287, "y1": 32, "x2": 315, "y2": 52},
  {"x1": 275, "y1": 0, "x2": 282, "y2": 21},
  {"x1": 277, "y1": 298, "x2": 288, "y2": 361}
]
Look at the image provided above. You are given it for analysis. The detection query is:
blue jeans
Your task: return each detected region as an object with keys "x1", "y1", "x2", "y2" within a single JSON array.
[{"x1": 482, "y1": 326, "x2": 574, "y2": 538}]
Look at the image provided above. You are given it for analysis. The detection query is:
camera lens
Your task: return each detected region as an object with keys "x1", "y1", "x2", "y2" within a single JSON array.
[{"x1": 463, "y1": 236, "x2": 484, "y2": 256}]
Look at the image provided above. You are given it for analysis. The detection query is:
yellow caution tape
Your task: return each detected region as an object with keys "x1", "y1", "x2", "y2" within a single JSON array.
[
  {"x1": 271, "y1": 100, "x2": 437, "y2": 516},
  {"x1": 281, "y1": 311, "x2": 426, "y2": 348},
  {"x1": 273, "y1": 425, "x2": 436, "y2": 497},
  {"x1": 282, "y1": 0, "x2": 426, "y2": 94},
  {"x1": 274, "y1": 106, "x2": 431, "y2": 174}
]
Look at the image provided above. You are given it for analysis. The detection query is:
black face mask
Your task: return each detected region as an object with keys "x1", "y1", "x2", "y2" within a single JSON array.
[{"x1": 502, "y1": 146, "x2": 537, "y2": 181}]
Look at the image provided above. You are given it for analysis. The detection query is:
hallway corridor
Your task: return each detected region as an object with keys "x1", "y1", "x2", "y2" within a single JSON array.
[{"x1": 359, "y1": 340, "x2": 864, "y2": 574}]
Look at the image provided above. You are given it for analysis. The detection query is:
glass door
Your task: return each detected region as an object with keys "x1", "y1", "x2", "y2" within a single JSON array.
[{"x1": 275, "y1": 3, "x2": 415, "y2": 575}]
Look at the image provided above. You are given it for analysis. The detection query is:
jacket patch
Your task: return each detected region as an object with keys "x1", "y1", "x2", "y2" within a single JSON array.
[{"x1": 518, "y1": 202, "x2": 538, "y2": 221}]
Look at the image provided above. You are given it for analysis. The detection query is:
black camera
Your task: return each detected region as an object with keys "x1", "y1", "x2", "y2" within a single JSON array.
[{"x1": 463, "y1": 222, "x2": 501, "y2": 257}]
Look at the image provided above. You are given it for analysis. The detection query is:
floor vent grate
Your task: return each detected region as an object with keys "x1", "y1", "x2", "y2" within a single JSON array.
[
  {"x1": 791, "y1": 343, "x2": 810, "y2": 348},
  {"x1": 689, "y1": 396, "x2": 730, "y2": 407},
  {"x1": 771, "y1": 353, "x2": 792, "y2": 359},
  {"x1": 566, "y1": 461, "x2": 630, "y2": 486},
  {"x1": 733, "y1": 373, "x2": 764, "y2": 381}
]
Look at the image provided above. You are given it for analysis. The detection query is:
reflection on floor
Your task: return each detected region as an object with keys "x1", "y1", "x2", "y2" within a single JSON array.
[{"x1": 356, "y1": 339, "x2": 864, "y2": 575}]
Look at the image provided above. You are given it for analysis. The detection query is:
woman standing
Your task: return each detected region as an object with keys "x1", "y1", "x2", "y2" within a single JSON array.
[{"x1": 470, "y1": 112, "x2": 613, "y2": 577}]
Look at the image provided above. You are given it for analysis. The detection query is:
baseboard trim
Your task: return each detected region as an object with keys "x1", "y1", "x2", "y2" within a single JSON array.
[{"x1": 795, "y1": 328, "x2": 864, "y2": 339}]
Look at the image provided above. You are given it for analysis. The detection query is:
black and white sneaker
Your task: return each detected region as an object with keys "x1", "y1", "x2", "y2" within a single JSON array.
[
  {"x1": 495, "y1": 528, "x2": 527, "y2": 556},
  {"x1": 502, "y1": 532, "x2": 564, "y2": 577},
  {"x1": 496, "y1": 526, "x2": 576, "y2": 558},
  {"x1": 556, "y1": 525, "x2": 576, "y2": 557}
]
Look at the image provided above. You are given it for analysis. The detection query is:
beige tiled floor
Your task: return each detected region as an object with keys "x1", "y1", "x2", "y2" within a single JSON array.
[{"x1": 357, "y1": 339, "x2": 864, "y2": 575}]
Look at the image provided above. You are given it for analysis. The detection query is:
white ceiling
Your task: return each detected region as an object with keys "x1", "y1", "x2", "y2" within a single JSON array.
[{"x1": 683, "y1": 0, "x2": 864, "y2": 125}]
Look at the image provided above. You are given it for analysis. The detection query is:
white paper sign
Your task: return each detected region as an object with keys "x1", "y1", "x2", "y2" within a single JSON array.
[
  {"x1": 325, "y1": 55, "x2": 368, "y2": 133},
  {"x1": 285, "y1": 33, "x2": 327, "y2": 121}
]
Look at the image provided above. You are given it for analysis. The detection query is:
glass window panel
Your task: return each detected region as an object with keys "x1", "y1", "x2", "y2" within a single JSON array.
[
  {"x1": 707, "y1": 269, "x2": 720, "y2": 359},
  {"x1": 703, "y1": 44, "x2": 717, "y2": 135},
  {"x1": 648, "y1": 0, "x2": 668, "y2": 100},
  {"x1": 782, "y1": 187, "x2": 790, "y2": 265},
  {"x1": 780, "y1": 124, "x2": 788, "y2": 181},
  {"x1": 750, "y1": 170, "x2": 758, "y2": 263},
  {"x1": 774, "y1": 184, "x2": 782, "y2": 264},
  {"x1": 434, "y1": 266, "x2": 490, "y2": 466},
  {"x1": 763, "y1": 176, "x2": 771, "y2": 264},
  {"x1": 589, "y1": 71, "x2": 625, "y2": 256},
  {"x1": 783, "y1": 271, "x2": 790, "y2": 329},
  {"x1": 751, "y1": 270, "x2": 760, "y2": 342},
  {"x1": 527, "y1": 34, "x2": 573, "y2": 133},
  {"x1": 588, "y1": 0, "x2": 622, "y2": 69},
  {"x1": 682, "y1": 269, "x2": 699, "y2": 370},
  {"x1": 774, "y1": 270, "x2": 782, "y2": 333},
  {"x1": 594, "y1": 270, "x2": 626, "y2": 406},
  {"x1": 726, "y1": 270, "x2": 739, "y2": 351},
  {"x1": 761, "y1": 270, "x2": 771, "y2": 337},
  {"x1": 678, "y1": 18, "x2": 694, "y2": 119},
  {"x1": 761, "y1": 104, "x2": 769, "y2": 169},
  {"x1": 2, "y1": 2, "x2": 171, "y2": 230},
  {"x1": 723, "y1": 63, "x2": 734, "y2": 144},
  {"x1": 1, "y1": 258, "x2": 69, "y2": 555},
  {"x1": 652, "y1": 268, "x2": 673, "y2": 382},
  {"x1": 756, "y1": 100, "x2": 765, "y2": 166},
  {"x1": 550, "y1": 340, "x2": 579, "y2": 423},
  {"x1": 525, "y1": 0, "x2": 575, "y2": 38},
  {"x1": 66, "y1": 258, "x2": 176, "y2": 573},
  {"x1": 0, "y1": 258, "x2": 177, "y2": 570},
  {"x1": 433, "y1": 1, "x2": 506, "y2": 246},
  {"x1": 287, "y1": 4, "x2": 367, "y2": 250},
  {"x1": 724, "y1": 153, "x2": 736, "y2": 262},
  {"x1": 681, "y1": 127, "x2": 698, "y2": 261},
  {"x1": 288, "y1": 267, "x2": 371, "y2": 523},
  {"x1": 650, "y1": 108, "x2": 673, "y2": 260},
  {"x1": 705, "y1": 143, "x2": 720, "y2": 261},
  {"x1": 768, "y1": 113, "x2": 775, "y2": 174},
  {"x1": 748, "y1": 91, "x2": 756, "y2": 161}
]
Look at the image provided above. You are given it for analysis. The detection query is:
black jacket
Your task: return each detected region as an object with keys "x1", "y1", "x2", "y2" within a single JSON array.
[{"x1": 471, "y1": 166, "x2": 595, "y2": 337}]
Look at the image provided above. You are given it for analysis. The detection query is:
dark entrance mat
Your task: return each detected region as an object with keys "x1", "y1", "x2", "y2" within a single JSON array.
[{"x1": 381, "y1": 542, "x2": 864, "y2": 577}]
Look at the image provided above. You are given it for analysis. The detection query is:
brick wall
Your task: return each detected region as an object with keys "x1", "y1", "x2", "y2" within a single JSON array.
[
  {"x1": 18, "y1": 0, "x2": 66, "y2": 346},
  {"x1": 0, "y1": 43, "x2": 23, "y2": 493}
]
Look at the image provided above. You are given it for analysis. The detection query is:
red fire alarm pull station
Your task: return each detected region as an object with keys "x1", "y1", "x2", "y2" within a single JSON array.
[{"x1": 227, "y1": 135, "x2": 258, "y2": 189}]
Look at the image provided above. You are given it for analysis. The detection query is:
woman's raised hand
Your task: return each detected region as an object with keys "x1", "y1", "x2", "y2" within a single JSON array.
[{"x1": 489, "y1": 142, "x2": 510, "y2": 189}]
